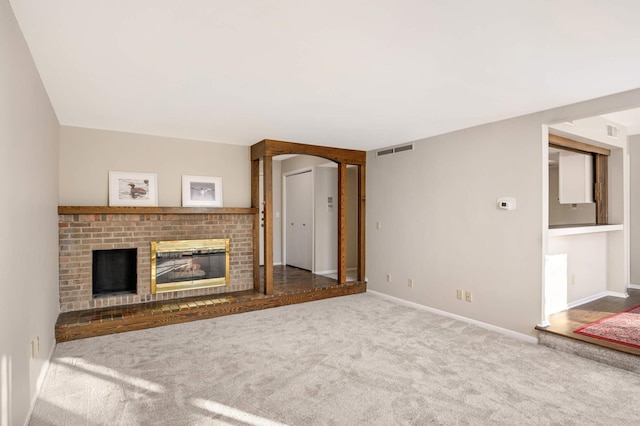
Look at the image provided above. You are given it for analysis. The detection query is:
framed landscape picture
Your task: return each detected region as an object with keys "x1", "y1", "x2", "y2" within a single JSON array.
[
  {"x1": 108, "y1": 171, "x2": 158, "y2": 207},
  {"x1": 182, "y1": 175, "x2": 223, "y2": 207}
]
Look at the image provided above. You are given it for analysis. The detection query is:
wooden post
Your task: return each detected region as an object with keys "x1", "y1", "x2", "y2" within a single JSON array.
[
  {"x1": 595, "y1": 153, "x2": 608, "y2": 225},
  {"x1": 251, "y1": 159, "x2": 261, "y2": 292},
  {"x1": 358, "y1": 165, "x2": 366, "y2": 282},
  {"x1": 338, "y1": 163, "x2": 347, "y2": 284},
  {"x1": 263, "y1": 156, "x2": 274, "y2": 294}
]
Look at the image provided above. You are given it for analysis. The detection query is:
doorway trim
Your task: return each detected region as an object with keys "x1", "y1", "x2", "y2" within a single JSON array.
[{"x1": 251, "y1": 139, "x2": 366, "y2": 295}]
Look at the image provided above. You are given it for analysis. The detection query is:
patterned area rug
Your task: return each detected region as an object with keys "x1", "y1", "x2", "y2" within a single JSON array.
[{"x1": 574, "y1": 305, "x2": 640, "y2": 349}]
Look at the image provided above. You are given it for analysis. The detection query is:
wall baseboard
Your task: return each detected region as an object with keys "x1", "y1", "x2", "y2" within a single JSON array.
[
  {"x1": 565, "y1": 292, "x2": 608, "y2": 310},
  {"x1": 628, "y1": 283, "x2": 640, "y2": 290},
  {"x1": 366, "y1": 290, "x2": 538, "y2": 344}
]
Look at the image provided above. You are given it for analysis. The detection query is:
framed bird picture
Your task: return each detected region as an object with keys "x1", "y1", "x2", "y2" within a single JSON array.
[
  {"x1": 108, "y1": 171, "x2": 158, "y2": 207},
  {"x1": 182, "y1": 175, "x2": 223, "y2": 207}
]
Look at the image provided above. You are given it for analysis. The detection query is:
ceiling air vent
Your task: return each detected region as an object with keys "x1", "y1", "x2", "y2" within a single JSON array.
[
  {"x1": 606, "y1": 124, "x2": 619, "y2": 139},
  {"x1": 376, "y1": 143, "x2": 414, "y2": 157}
]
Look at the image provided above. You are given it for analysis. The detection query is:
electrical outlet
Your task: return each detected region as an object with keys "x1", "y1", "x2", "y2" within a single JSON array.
[
  {"x1": 465, "y1": 291, "x2": 473, "y2": 302},
  {"x1": 376, "y1": 221, "x2": 382, "y2": 230},
  {"x1": 386, "y1": 274, "x2": 391, "y2": 283},
  {"x1": 456, "y1": 289, "x2": 463, "y2": 300},
  {"x1": 570, "y1": 275, "x2": 575, "y2": 285},
  {"x1": 408, "y1": 279, "x2": 414, "y2": 288}
]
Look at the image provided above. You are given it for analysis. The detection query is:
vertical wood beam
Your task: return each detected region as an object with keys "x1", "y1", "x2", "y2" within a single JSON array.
[
  {"x1": 263, "y1": 156, "x2": 274, "y2": 294},
  {"x1": 357, "y1": 165, "x2": 366, "y2": 282},
  {"x1": 338, "y1": 163, "x2": 347, "y2": 284},
  {"x1": 251, "y1": 159, "x2": 261, "y2": 292},
  {"x1": 595, "y1": 153, "x2": 608, "y2": 225}
]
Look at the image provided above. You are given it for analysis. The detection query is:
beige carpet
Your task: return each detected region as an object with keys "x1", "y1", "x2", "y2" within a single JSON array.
[{"x1": 31, "y1": 292, "x2": 640, "y2": 425}]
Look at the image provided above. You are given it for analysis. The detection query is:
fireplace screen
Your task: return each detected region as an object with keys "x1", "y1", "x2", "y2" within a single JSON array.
[{"x1": 151, "y1": 239, "x2": 229, "y2": 294}]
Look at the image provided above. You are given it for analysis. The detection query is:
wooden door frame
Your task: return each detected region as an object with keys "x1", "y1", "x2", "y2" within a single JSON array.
[{"x1": 251, "y1": 139, "x2": 366, "y2": 294}]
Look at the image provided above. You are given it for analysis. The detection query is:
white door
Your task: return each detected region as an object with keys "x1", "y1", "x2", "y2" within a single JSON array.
[{"x1": 285, "y1": 171, "x2": 313, "y2": 270}]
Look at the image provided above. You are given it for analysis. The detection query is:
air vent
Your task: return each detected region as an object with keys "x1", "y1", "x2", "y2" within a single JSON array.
[
  {"x1": 394, "y1": 144, "x2": 414, "y2": 153},
  {"x1": 376, "y1": 148, "x2": 394, "y2": 157},
  {"x1": 376, "y1": 143, "x2": 414, "y2": 157},
  {"x1": 606, "y1": 124, "x2": 619, "y2": 139}
]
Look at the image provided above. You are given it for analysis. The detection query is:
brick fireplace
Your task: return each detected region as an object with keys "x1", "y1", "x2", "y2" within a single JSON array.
[{"x1": 58, "y1": 207, "x2": 255, "y2": 312}]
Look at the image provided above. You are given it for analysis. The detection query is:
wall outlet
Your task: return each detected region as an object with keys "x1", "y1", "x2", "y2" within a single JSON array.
[
  {"x1": 456, "y1": 289, "x2": 463, "y2": 300},
  {"x1": 465, "y1": 291, "x2": 473, "y2": 302},
  {"x1": 408, "y1": 279, "x2": 414, "y2": 288},
  {"x1": 386, "y1": 274, "x2": 391, "y2": 283},
  {"x1": 376, "y1": 221, "x2": 382, "y2": 230},
  {"x1": 570, "y1": 275, "x2": 575, "y2": 285}
]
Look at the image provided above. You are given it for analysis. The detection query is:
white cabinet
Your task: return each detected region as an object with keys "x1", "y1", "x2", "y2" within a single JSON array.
[{"x1": 558, "y1": 151, "x2": 594, "y2": 204}]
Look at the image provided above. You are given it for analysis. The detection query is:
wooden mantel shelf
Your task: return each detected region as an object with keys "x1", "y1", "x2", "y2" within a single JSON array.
[{"x1": 58, "y1": 206, "x2": 257, "y2": 215}]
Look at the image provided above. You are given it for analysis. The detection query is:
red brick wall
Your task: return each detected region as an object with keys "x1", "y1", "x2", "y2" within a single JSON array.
[{"x1": 58, "y1": 213, "x2": 254, "y2": 312}]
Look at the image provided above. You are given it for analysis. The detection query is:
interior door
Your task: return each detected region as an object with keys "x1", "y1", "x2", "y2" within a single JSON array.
[{"x1": 285, "y1": 171, "x2": 313, "y2": 270}]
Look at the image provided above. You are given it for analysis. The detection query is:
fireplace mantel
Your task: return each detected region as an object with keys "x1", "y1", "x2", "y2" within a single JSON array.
[{"x1": 59, "y1": 206, "x2": 257, "y2": 215}]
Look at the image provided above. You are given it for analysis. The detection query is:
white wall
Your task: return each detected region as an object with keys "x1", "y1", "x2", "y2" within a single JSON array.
[
  {"x1": 548, "y1": 234, "x2": 607, "y2": 305},
  {"x1": 59, "y1": 126, "x2": 251, "y2": 207},
  {"x1": 367, "y1": 89, "x2": 640, "y2": 337},
  {"x1": 367, "y1": 115, "x2": 543, "y2": 337},
  {"x1": 0, "y1": 1, "x2": 60, "y2": 424},
  {"x1": 314, "y1": 167, "x2": 338, "y2": 273}
]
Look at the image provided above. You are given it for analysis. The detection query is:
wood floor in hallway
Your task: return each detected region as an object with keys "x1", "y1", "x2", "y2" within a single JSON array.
[{"x1": 536, "y1": 288, "x2": 640, "y2": 356}]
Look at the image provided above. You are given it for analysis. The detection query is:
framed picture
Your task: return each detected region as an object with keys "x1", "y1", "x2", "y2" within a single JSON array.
[
  {"x1": 108, "y1": 171, "x2": 158, "y2": 207},
  {"x1": 182, "y1": 175, "x2": 223, "y2": 207}
]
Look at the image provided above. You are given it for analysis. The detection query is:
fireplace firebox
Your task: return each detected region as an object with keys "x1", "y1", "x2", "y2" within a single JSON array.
[
  {"x1": 92, "y1": 248, "x2": 137, "y2": 297},
  {"x1": 151, "y1": 239, "x2": 229, "y2": 294}
]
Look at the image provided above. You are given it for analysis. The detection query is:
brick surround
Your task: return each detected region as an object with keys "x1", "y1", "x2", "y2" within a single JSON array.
[{"x1": 58, "y1": 210, "x2": 254, "y2": 312}]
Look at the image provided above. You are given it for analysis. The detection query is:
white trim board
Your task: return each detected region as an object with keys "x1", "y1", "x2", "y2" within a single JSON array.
[
  {"x1": 566, "y1": 291, "x2": 629, "y2": 311},
  {"x1": 366, "y1": 290, "x2": 538, "y2": 344}
]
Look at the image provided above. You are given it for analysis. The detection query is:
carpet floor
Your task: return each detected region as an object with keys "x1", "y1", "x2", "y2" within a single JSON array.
[{"x1": 30, "y1": 292, "x2": 640, "y2": 425}]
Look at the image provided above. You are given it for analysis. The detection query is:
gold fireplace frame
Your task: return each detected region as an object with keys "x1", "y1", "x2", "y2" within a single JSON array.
[{"x1": 151, "y1": 238, "x2": 230, "y2": 294}]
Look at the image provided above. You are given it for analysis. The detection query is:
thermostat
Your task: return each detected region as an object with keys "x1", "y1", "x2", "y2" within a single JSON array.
[{"x1": 497, "y1": 197, "x2": 516, "y2": 211}]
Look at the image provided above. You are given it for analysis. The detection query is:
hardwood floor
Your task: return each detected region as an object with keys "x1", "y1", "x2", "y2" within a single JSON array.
[
  {"x1": 56, "y1": 266, "x2": 366, "y2": 343},
  {"x1": 536, "y1": 288, "x2": 640, "y2": 356}
]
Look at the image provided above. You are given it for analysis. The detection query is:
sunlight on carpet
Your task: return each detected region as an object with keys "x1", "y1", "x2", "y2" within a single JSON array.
[{"x1": 192, "y1": 398, "x2": 286, "y2": 426}]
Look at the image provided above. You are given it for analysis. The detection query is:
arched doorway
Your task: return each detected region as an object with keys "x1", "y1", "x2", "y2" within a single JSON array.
[{"x1": 251, "y1": 139, "x2": 366, "y2": 295}]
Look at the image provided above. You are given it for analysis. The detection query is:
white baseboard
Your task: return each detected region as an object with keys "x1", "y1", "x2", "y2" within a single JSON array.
[
  {"x1": 366, "y1": 290, "x2": 538, "y2": 344},
  {"x1": 562, "y1": 290, "x2": 628, "y2": 311},
  {"x1": 628, "y1": 283, "x2": 640, "y2": 290},
  {"x1": 314, "y1": 269, "x2": 337, "y2": 275},
  {"x1": 314, "y1": 268, "x2": 357, "y2": 276},
  {"x1": 606, "y1": 290, "x2": 630, "y2": 298},
  {"x1": 565, "y1": 292, "x2": 608, "y2": 310},
  {"x1": 24, "y1": 339, "x2": 56, "y2": 426}
]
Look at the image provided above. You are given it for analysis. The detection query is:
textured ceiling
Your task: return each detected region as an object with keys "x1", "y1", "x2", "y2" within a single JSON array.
[{"x1": 10, "y1": 0, "x2": 640, "y2": 150}]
